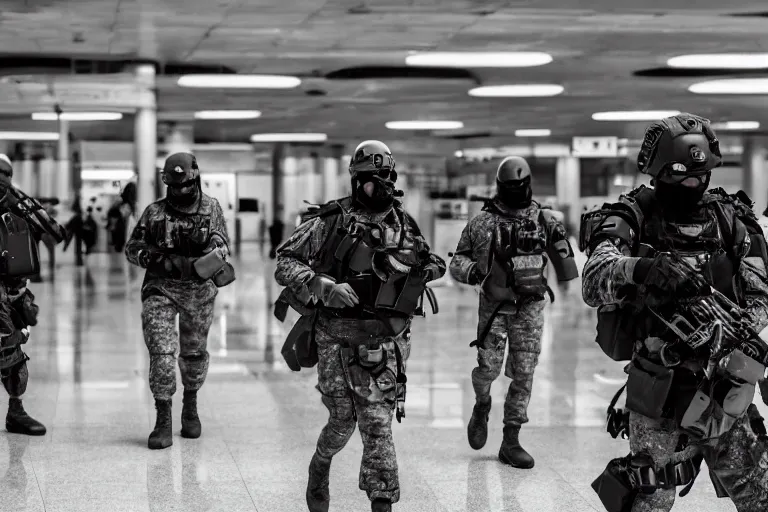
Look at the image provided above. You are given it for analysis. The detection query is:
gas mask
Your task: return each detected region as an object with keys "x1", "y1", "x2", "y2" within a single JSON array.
[
  {"x1": 349, "y1": 140, "x2": 399, "y2": 212},
  {"x1": 495, "y1": 156, "x2": 533, "y2": 209},
  {"x1": 162, "y1": 152, "x2": 201, "y2": 209}
]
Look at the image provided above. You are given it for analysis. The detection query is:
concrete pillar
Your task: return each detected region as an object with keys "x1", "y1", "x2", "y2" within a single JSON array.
[
  {"x1": 311, "y1": 151, "x2": 324, "y2": 204},
  {"x1": 57, "y1": 119, "x2": 71, "y2": 207},
  {"x1": 269, "y1": 143, "x2": 285, "y2": 254},
  {"x1": 38, "y1": 145, "x2": 56, "y2": 198},
  {"x1": 556, "y1": 156, "x2": 581, "y2": 231},
  {"x1": 323, "y1": 155, "x2": 339, "y2": 202},
  {"x1": 742, "y1": 136, "x2": 768, "y2": 216},
  {"x1": 331, "y1": 144, "x2": 348, "y2": 197},
  {"x1": 134, "y1": 64, "x2": 157, "y2": 214},
  {"x1": 14, "y1": 143, "x2": 35, "y2": 194},
  {"x1": 164, "y1": 122, "x2": 194, "y2": 156}
]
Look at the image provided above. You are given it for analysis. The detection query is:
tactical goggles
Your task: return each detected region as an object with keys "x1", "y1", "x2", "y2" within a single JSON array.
[
  {"x1": 659, "y1": 163, "x2": 710, "y2": 184},
  {"x1": 356, "y1": 168, "x2": 397, "y2": 183}
]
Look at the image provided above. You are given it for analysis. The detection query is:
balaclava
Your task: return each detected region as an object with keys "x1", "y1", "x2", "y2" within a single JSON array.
[
  {"x1": 637, "y1": 113, "x2": 722, "y2": 215},
  {"x1": 349, "y1": 140, "x2": 399, "y2": 212},
  {"x1": 162, "y1": 152, "x2": 201, "y2": 209},
  {"x1": 495, "y1": 156, "x2": 533, "y2": 209}
]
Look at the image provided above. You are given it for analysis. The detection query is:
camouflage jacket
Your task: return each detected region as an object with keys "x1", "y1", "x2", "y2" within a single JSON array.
[
  {"x1": 275, "y1": 197, "x2": 446, "y2": 304},
  {"x1": 125, "y1": 193, "x2": 229, "y2": 282},
  {"x1": 449, "y1": 198, "x2": 572, "y2": 285}
]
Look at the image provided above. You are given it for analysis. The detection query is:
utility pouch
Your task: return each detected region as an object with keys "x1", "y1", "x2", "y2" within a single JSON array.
[
  {"x1": 509, "y1": 254, "x2": 548, "y2": 296},
  {"x1": 596, "y1": 305, "x2": 638, "y2": 362},
  {"x1": 680, "y1": 389, "x2": 712, "y2": 438},
  {"x1": 359, "y1": 344, "x2": 384, "y2": 364},
  {"x1": 591, "y1": 456, "x2": 637, "y2": 512},
  {"x1": 625, "y1": 357, "x2": 674, "y2": 419},
  {"x1": 193, "y1": 248, "x2": 227, "y2": 279},
  {"x1": 280, "y1": 313, "x2": 318, "y2": 371},
  {"x1": 720, "y1": 349, "x2": 765, "y2": 385},
  {"x1": 211, "y1": 262, "x2": 236, "y2": 287}
]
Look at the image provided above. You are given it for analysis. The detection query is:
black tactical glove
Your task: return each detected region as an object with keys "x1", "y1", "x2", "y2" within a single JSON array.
[
  {"x1": 308, "y1": 276, "x2": 359, "y2": 308},
  {"x1": 633, "y1": 253, "x2": 699, "y2": 301}
]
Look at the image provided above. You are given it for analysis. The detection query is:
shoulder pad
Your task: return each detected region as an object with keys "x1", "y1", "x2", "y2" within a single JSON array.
[
  {"x1": 578, "y1": 198, "x2": 643, "y2": 254},
  {"x1": 302, "y1": 198, "x2": 348, "y2": 221}
]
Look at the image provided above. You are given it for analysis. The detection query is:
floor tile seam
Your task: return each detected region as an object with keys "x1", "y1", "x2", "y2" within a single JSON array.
[
  {"x1": 222, "y1": 437, "x2": 261, "y2": 512},
  {"x1": 27, "y1": 442, "x2": 48, "y2": 512}
]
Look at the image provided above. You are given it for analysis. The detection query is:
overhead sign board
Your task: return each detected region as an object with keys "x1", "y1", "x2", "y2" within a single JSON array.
[{"x1": 572, "y1": 136, "x2": 619, "y2": 157}]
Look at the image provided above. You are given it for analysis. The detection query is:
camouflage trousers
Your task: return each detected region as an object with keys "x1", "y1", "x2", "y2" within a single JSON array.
[
  {"x1": 311, "y1": 316, "x2": 411, "y2": 503},
  {"x1": 141, "y1": 281, "x2": 217, "y2": 401},
  {"x1": 1, "y1": 360, "x2": 28, "y2": 398},
  {"x1": 629, "y1": 410, "x2": 768, "y2": 512},
  {"x1": 472, "y1": 295, "x2": 545, "y2": 426}
]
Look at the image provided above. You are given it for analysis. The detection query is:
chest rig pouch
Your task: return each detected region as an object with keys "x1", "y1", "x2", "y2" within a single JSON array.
[
  {"x1": 482, "y1": 216, "x2": 548, "y2": 303},
  {"x1": 332, "y1": 209, "x2": 430, "y2": 321},
  {"x1": 0, "y1": 212, "x2": 40, "y2": 278},
  {"x1": 149, "y1": 208, "x2": 212, "y2": 256}
]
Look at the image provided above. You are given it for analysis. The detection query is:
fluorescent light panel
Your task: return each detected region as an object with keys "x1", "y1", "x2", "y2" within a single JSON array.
[
  {"x1": 515, "y1": 129, "x2": 551, "y2": 137},
  {"x1": 668, "y1": 53, "x2": 768, "y2": 69},
  {"x1": 194, "y1": 110, "x2": 262, "y2": 120},
  {"x1": 689, "y1": 78, "x2": 768, "y2": 94},
  {"x1": 0, "y1": 131, "x2": 59, "y2": 141},
  {"x1": 405, "y1": 52, "x2": 553, "y2": 68},
  {"x1": 468, "y1": 84, "x2": 564, "y2": 97},
  {"x1": 81, "y1": 169, "x2": 135, "y2": 181},
  {"x1": 711, "y1": 121, "x2": 760, "y2": 130},
  {"x1": 250, "y1": 133, "x2": 327, "y2": 142},
  {"x1": 592, "y1": 110, "x2": 681, "y2": 121},
  {"x1": 178, "y1": 74, "x2": 301, "y2": 89},
  {"x1": 385, "y1": 121, "x2": 464, "y2": 130},
  {"x1": 32, "y1": 112, "x2": 123, "y2": 121}
]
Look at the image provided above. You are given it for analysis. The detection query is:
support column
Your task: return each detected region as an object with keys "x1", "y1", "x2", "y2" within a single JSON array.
[
  {"x1": 323, "y1": 154, "x2": 339, "y2": 202},
  {"x1": 57, "y1": 119, "x2": 71, "y2": 208},
  {"x1": 14, "y1": 143, "x2": 34, "y2": 194},
  {"x1": 555, "y1": 156, "x2": 581, "y2": 232},
  {"x1": 134, "y1": 64, "x2": 157, "y2": 214},
  {"x1": 269, "y1": 142, "x2": 285, "y2": 258},
  {"x1": 742, "y1": 136, "x2": 768, "y2": 216},
  {"x1": 311, "y1": 151, "x2": 324, "y2": 204},
  {"x1": 38, "y1": 145, "x2": 56, "y2": 199},
  {"x1": 332, "y1": 144, "x2": 347, "y2": 197}
]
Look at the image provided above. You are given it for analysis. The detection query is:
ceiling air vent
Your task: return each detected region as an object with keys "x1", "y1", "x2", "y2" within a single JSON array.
[
  {"x1": 325, "y1": 66, "x2": 478, "y2": 82},
  {"x1": 728, "y1": 11, "x2": 768, "y2": 17}
]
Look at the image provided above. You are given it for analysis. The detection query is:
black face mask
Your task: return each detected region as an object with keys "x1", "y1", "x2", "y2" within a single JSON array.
[
  {"x1": 497, "y1": 179, "x2": 532, "y2": 209},
  {"x1": 654, "y1": 172, "x2": 710, "y2": 215},
  {"x1": 0, "y1": 173, "x2": 11, "y2": 194},
  {"x1": 353, "y1": 173, "x2": 396, "y2": 212},
  {"x1": 167, "y1": 178, "x2": 200, "y2": 208}
]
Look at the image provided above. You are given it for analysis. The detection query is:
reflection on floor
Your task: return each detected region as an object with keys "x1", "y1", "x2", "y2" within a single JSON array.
[{"x1": 0, "y1": 245, "x2": 760, "y2": 511}]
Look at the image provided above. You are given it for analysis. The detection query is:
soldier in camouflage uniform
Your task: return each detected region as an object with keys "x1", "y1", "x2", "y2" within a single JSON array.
[
  {"x1": 582, "y1": 113, "x2": 768, "y2": 511},
  {"x1": 0, "y1": 154, "x2": 66, "y2": 436},
  {"x1": 275, "y1": 140, "x2": 445, "y2": 512},
  {"x1": 450, "y1": 156, "x2": 578, "y2": 468},
  {"x1": 125, "y1": 153, "x2": 235, "y2": 450}
]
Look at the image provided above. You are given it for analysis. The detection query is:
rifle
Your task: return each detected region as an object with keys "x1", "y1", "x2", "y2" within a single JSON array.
[{"x1": 646, "y1": 250, "x2": 768, "y2": 375}]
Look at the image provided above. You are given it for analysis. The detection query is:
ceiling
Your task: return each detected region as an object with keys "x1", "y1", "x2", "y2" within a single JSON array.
[{"x1": 1, "y1": 0, "x2": 767, "y2": 153}]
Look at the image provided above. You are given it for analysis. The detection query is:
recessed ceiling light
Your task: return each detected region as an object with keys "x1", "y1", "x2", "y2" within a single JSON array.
[
  {"x1": 194, "y1": 110, "x2": 262, "y2": 120},
  {"x1": 668, "y1": 53, "x2": 768, "y2": 69},
  {"x1": 81, "y1": 169, "x2": 135, "y2": 181},
  {"x1": 250, "y1": 133, "x2": 327, "y2": 143},
  {"x1": 711, "y1": 121, "x2": 760, "y2": 130},
  {"x1": 405, "y1": 52, "x2": 553, "y2": 68},
  {"x1": 385, "y1": 121, "x2": 464, "y2": 130},
  {"x1": 592, "y1": 110, "x2": 681, "y2": 121},
  {"x1": 32, "y1": 112, "x2": 123, "y2": 121},
  {"x1": 468, "y1": 85, "x2": 564, "y2": 97},
  {"x1": 689, "y1": 78, "x2": 768, "y2": 94},
  {"x1": 178, "y1": 74, "x2": 301, "y2": 89},
  {"x1": 0, "y1": 131, "x2": 59, "y2": 141},
  {"x1": 515, "y1": 129, "x2": 551, "y2": 137}
]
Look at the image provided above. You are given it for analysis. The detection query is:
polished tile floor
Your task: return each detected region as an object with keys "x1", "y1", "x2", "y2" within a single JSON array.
[{"x1": 0, "y1": 243, "x2": 762, "y2": 512}]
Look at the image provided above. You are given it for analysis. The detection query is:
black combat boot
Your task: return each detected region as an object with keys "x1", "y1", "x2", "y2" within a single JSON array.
[
  {"x1": 306, "y1": 452, "x2": 331, "y2": 512},
  {"x1": 371, "y1": 498, "x2": 392, "y2": 512},
  {"x1": 6, "y1": 398, "x2": 46, "y2": 436},
  {"x1": 467, "y1": 397, "x2": 492, "y2": 450},
  {"x1": 148, "y1": 399, "x2": 173, "y2": 450},
  {"x1": 181, "y1": 389, "x2": 201, "y2": 439},
  {"x1": 498, "y1": 424, "x2": 534, "y2": 469}
]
